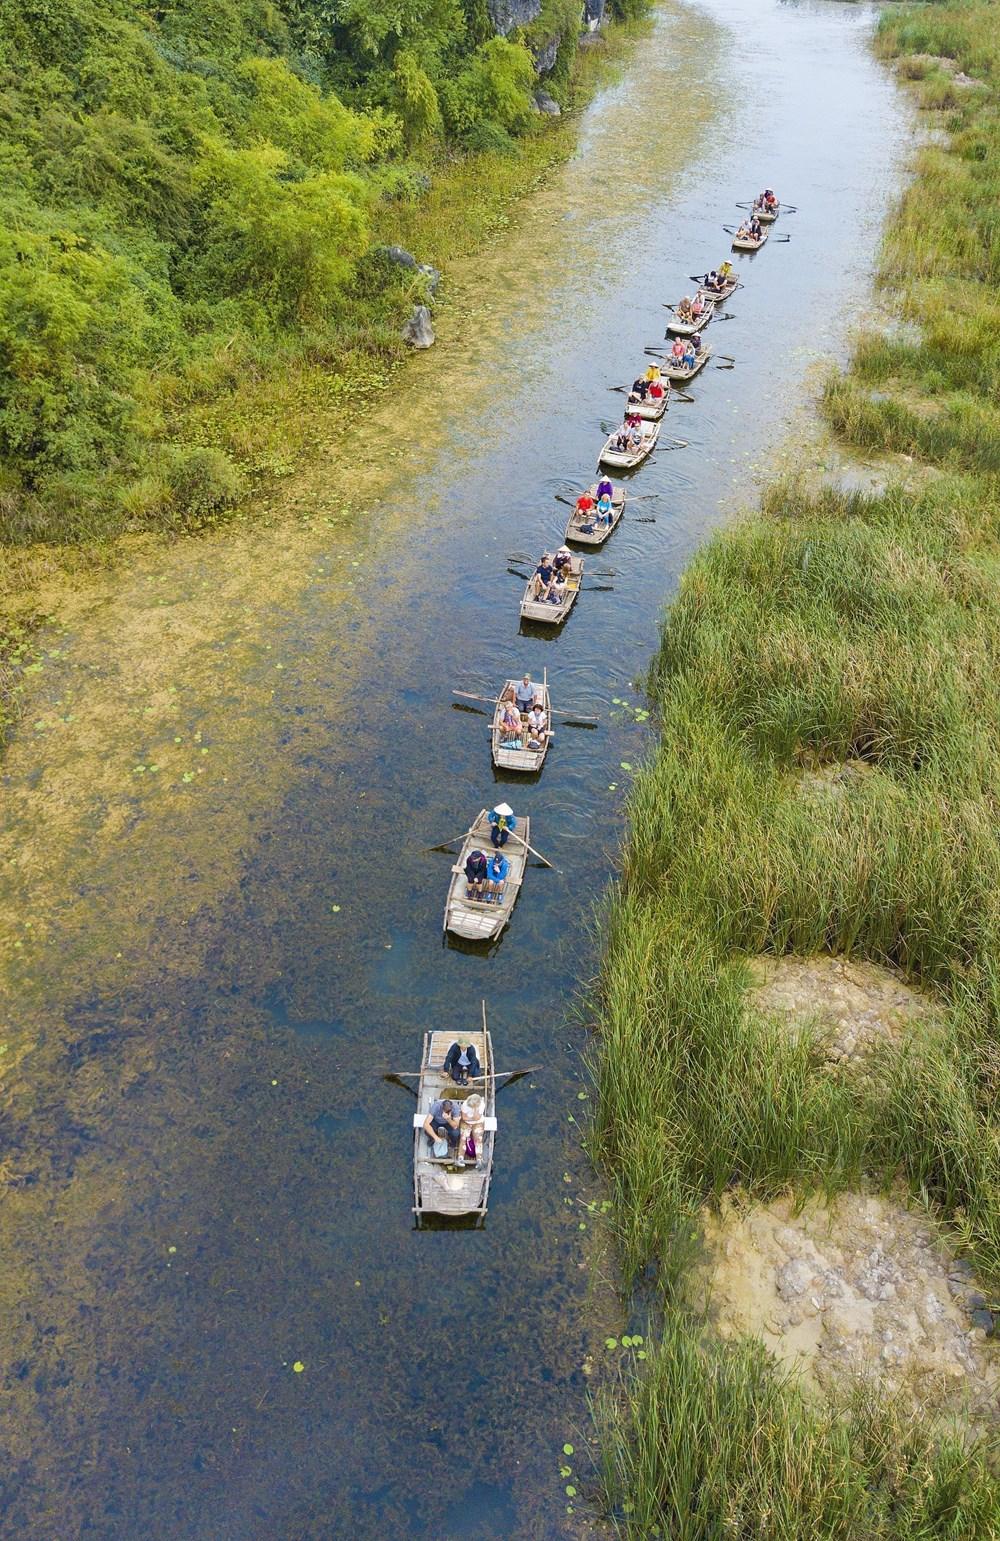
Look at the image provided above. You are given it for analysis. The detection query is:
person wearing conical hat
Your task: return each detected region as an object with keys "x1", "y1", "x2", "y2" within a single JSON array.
[{"x1": 488, "y1": 803, "x2": 516, "y2": 848}]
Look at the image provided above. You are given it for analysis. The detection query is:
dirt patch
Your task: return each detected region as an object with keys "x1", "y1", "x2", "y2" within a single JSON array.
[
  {"x1": 747, "y1": 953, "x2": 938, "y2": 1065},
  {"x1": 698, "y1": 1191, "x2": 999, "y2": 1423},
  {"x1": 794, "y1": 757, "x2": 873, "y2": 806}
]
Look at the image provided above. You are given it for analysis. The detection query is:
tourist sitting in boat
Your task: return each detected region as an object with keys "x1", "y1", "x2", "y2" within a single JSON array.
[
  {"x1": 515, "y1": 673, "x2": 538, "y2": 714},
  {"x1": 703, "y1": 269, "x2": 723, "y2": 293},
  {"x1": 613, "y1": 425, "x2": 630, "y2": 452},
  {"x1": 499, "y1": 700, "x2": 522, "y2": 748},
  {"x1": 682, "y1": 341, "x2": 696, "y2": 371},
  {"x1": 648, "y1": 377, "x2": 665, "y2": 404},
  {"x1": 460, "y1": 1092, "x2": 486, "y2": 1163},
  {"x1": 690, "y1": 332, "x2": 703, "y2": 356},
  {"x1": 761, "y1": 188, "x2": 777, "y2": 211},
  {"x1": 596, "y1": 489, "x2": 614, "y2": 525},
  {"x1": 629, "y1": 376, "x2": 649, "y2": 402},
  {"x1": 526, "y1": 701, "x2": 548, "y2": 747},
  {"x1": 691, "y1": 292, "x2": 706, "y2": 318},
  {"x1": 545, "y1": 571, "x2": 567, "y2": 605},
  {"x1": 444, "y1": 1040, "x2": 482, "y2": 1084},
  {"x1": 670, "y1": 337, "x2": 686, "y2": 366},
  {"x1": 488, "y1": 803, "x2": 516, "y2": 847},
  {"x1": 530, "y1": 556, "x2": 554, "y2": 600},
  {"x1": 486, "y1": 850, "x2": 509, "y2": 904},
  {"x1": 464, "y1": 848, "x2": 488, "y2": 900},
  {"x1": 574, "y1": 490, "x2": 596, "y2": 526},
  {"x1": 675, "y1": 296, "x2": 694, "y2": 323},
  {"x1": 627, "y1": 422, "x2": 644, "y2": 453},
  {"x1": 749, "y1": 216, "x2": 762, "y2": 239},
  {"x1": 423, "y1": 1097, "x2": 460, "y2": 1149}
]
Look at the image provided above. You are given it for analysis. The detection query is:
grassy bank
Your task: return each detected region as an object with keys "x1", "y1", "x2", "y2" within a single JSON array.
[{"x1": 590, "y1": 3, "x2": 1000, "y2": 1533}]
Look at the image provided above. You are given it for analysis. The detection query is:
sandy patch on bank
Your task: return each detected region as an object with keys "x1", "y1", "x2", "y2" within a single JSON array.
[
  {"x1": 698, "y1": 1191, "x2": 999, "y2": 1423},
  {"x1": 747, "y1": 953, "x2": 938, "y2": 1066}
]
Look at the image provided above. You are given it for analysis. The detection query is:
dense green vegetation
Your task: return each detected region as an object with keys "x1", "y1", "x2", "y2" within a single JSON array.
[
  {"x1": 0, "y1": 0, "x2": 637, "y2": 545},
  {"x1": 591, "y1": 2, "x2": 1000, "y2": 1532}
]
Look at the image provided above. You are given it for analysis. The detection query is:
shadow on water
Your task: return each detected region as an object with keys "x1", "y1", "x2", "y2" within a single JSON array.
[{"x1": 0, "y1": 0, "x2": 917, "y2": 1535}]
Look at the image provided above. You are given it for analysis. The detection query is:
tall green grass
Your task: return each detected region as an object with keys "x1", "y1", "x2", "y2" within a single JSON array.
[{"x1": 591, "y1": 3, "x2": 1000, "y2": 1530}]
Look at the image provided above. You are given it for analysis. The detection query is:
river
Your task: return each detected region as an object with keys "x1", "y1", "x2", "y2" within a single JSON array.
[{"x1": 0, "y1": 1, "x2": 912, "y2": 1534}]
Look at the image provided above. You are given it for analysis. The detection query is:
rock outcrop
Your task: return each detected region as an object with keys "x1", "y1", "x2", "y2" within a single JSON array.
[
  {"x1": 382, "y1": 245, "x2": 441, "y2": 295},
  {"x1": 487, "y1": 0, "x2": 542, "y2": 36},
  {"x1": 584, "y1": 0, "x2": 605, "y2": 27},
  {"x1": 533, "y1": 88, "x2": 561, "y2": 116}
]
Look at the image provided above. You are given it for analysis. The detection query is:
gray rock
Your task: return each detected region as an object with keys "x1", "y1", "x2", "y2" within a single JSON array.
[
  {"x1": 487, "y1": 0, "x2": 541, "y2": 36},
  {"x1": 533, "y1": 88, "x2": 561, "y2": 116},
  {"x1": 532, "y1": 37, "x2": 560, "y2": 75},
  {"x1": 584, "y1": 0, "x2": 604, "y2": 24},
  {"x1": 949, "y1": 1258, "x2": 975, "y2": 1281},
  {"x1": 403, "y1": 305, "x2": 435, "y2": 349},
  {"x1": 970, "y1": 1308, "x2": 995, "y2": 1335},
  {"x1": 385, "y1": 245, "x2": 418, "y2": 270},
  {"x1": 967, "y1": 1291, "x2": 987, "y2": 1311},
  {"x1": 417, "y1": 262, "x2": 441, "y2": 295},
  {"x1": 776, "y1": 1259, "x2": 815, "y2": 1300}
]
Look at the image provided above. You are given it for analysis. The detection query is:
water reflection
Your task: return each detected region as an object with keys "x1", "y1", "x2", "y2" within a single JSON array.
[{"x1": 0, "y1": 0, "x2": 915, "y2": 1535}]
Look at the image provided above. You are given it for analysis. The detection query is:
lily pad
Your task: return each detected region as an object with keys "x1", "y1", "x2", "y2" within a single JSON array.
[
  {"x1": 563, "y1": 1443, "x2": 574, "y2": 1456},
  {"x1": 605, "y1": 1337, "x2": 618, "y2": 1350},
  {"x1": 292, "y1": 1361, "x2": 305, "y2": 1373}
]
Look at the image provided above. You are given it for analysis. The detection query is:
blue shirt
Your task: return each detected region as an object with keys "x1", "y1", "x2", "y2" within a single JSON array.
[
  {"x1": 487, "y1": 855, "x2": 509, "y2": 882},
  {"x1": 515, "y1": 681, "x2": 535, "y2": 708}
]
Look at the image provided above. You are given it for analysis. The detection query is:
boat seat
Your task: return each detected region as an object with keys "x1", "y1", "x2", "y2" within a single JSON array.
[{"x1": 412, "y1": 1113, "x2": 498, "y2": 1130}]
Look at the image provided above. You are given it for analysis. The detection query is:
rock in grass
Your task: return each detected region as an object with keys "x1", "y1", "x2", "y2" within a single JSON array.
[
  {"x1": 403, "y1": 305, "x2": 435, "y2": 349},
  {"x1": 533, "y1": 89, "x2": 561, "y2": 116},
  {"x1": 386, "y1": 245, "x2": 418, "y2": 270}
]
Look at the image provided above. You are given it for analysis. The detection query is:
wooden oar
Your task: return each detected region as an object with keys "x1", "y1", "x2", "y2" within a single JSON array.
[
  {"x1": 521, "y1": 838, "x2": 555, "y2": 869},
  {"x1": 422, "y1": 830, "x2": 472, "y2": 853},
  {"x1": 715, "y1": 354, "x2": 736, "y2": 363},
  {"x1": 452, "y1": 689, "x2": 498, "y2": 706},
  {"x1": 633, "y1": 516, "x2": 656, "y2": 523}
]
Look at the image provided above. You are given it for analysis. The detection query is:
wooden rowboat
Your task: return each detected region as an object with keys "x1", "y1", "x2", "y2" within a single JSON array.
[
  {"x1": 599, "y1": 419, "x2": 660, "y2": 469},
  {"x1": 412, "y1": 1006, "x2": 496, "y2": 1221},
  {"x1": 666, "y1": 296, "x2": 716, "y2": 337},
  {"x1": 753, "y1": 201, "x2": 779, "y2": 223},
  {"x1": 663, "y1": 344, "x2": 713, "y2": 383},
  {"x1": 706, "y1": 275, "x2": 739, "y2": 302},
  {"x1": 630, "y1": 386, "x2": 669, "y2": 422},
  {"x1": 732, "y1": 228, "x2": 768, "y2": 252},
  {"x1": 444, "y1": 808, "x2": 529, "y2": 939},
  {"x1": 492, "y1": 672, "x2": 551, "y2": 773},
  {"x1": 565, "y1": 483, "x2": 625, "y2": 547},
  {"x1": 520, "y1": 553, "x2": 583, "y2": 625}
]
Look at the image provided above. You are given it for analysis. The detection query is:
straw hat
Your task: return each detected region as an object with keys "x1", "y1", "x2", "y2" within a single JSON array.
[{"x1": 493, "y1": 802, "x2": 513, "y2": 817}]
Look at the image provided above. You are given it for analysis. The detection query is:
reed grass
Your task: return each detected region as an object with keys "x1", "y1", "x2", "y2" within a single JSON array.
[{"x1": 591, "y1": 2, "x2": 1000, "y2": 1530}]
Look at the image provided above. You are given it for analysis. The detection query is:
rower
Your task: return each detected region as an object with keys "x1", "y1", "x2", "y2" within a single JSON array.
[
  {"x1": 596, "y1": 473, "x2": 615, "y2": 501},
  {"x1": 515, "y1": 673, "x2": 537, "y2": 714},
  {"x1": 553, "y1": 544, "x2": 573, "y2": 575},
  {"x1": 719, "y1": 260, "x2": 733, "y2": 282}
]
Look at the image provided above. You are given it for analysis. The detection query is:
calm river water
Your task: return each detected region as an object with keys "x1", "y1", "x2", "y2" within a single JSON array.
[{"x1": 0, "y1": 1, "x2": 913, "y2": 1534}]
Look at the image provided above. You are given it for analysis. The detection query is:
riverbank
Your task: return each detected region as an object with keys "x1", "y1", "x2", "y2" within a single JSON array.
[
  {"x1": 0, "y1": 13, "x2": 650, "y2": 752},
  {"x1": 591, "y1": 2, "x2": 1000, "y2": 1532}
]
